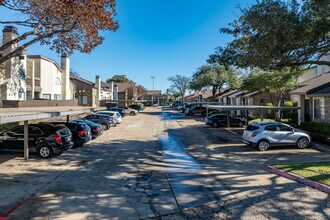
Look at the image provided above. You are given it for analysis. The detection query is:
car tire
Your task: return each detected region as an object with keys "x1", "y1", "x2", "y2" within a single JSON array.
[
  {"x1": 130, "y1": 111, "x2": 136, "y2": 116},
  {"x1": 38, "y1": 145, "x2": 53, "y2": 158},
  {"x1": 258, "y1": 140, "x2": 270, "y2": 151},
  {"x1": 238, "y1": 121, "x2": 244, "y2": 127},
  {"x1": 102, "y1": 124, "x2": 108, "y2": 130},
  {"x1": 212, "y1": 122, "x2": 218, "y2": 128},
  {"x1": 297, "y1": 137, "x2": 309, "y2": 149}
]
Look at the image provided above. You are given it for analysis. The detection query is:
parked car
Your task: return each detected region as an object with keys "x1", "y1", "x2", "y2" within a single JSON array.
[
  {"x1": 107, "y1": 107, "x2": 126, "y2": 117},
  {"x1": 231, "y1": 114, "x2": 253, "y2": 121},
  {"x1": 95, "y1": 111, "x2": 122, "y2": 124},
  {"x1": 122, "y1": 106, "x2": 139, "y2": 115},
  {"x1": 72, "y1": 120, "x2": 103, "y2": 139},
  {"x1": 186, "y1": 106, "x2": 207, "y2": 116},
  {"x1": 0, "y1": 124, "x2": 73, "y2": 158},
  {"x1": 181, "y1": 104, "x2": 194, "y2": 113},
  {"x1": 129, "y1": 104, "x2": 144, "y2": 111},
  {"x1": 205, "y1": 114, "x2": 245, "y2": 128},
  {"x1": 175, "y1": 104, "x2": 183, "y2": 111},
  {"x1": 242, "y1": 122, "x2": 311, "y2": 151},
  {"x1": 50, "y1": 121, "x2": 92, "y2": 147},
  {"x1": 82, "y1": 114, "x2": 116, "y2": 129}
]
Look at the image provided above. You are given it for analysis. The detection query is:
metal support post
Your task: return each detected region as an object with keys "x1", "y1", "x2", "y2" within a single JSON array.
[
  {"x1": 260, "y1": 110, "x2": 264, "y2": 121},
  {"x1": 246, "y1": 110, "x2": 249, "y2": 126},
  {"x1": 67, "y1": 115, "x2": 70, "y2": 123},
  {"x1": 24, "y1": 120, "x2": 29, "y2": 160},
  {"x1": 226, "y1": 110, "x2": 230, "y2": 127}
]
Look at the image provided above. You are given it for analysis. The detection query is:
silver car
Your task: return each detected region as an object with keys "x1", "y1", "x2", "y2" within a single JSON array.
[
  {"x1": 122, "y1": 107, "x2": 138, "y2": 115},
  {"x1": 242, "y1": 122, "x2": 311, "y2": 151}
]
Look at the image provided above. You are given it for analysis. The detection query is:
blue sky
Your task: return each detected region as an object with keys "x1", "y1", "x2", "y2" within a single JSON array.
[{"x1": 1, "y1": 0, "x2": 255, "y2": 92}]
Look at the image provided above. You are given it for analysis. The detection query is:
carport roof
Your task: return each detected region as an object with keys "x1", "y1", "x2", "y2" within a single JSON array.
[
  {"x1": 204, "y1": 104, "x2": 300, "y2": 111},
  {"x1": 0, "y1": 106, "x2": 106, "y2": 124}
]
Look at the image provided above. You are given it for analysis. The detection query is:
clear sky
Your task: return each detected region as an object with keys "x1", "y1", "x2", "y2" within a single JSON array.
[{"x1": 1, "y1": 0, "x2": 256, "y2": 93}]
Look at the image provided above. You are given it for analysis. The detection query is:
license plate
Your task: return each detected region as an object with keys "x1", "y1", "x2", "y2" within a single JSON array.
[{"x1": 66, "y1": 137, "x2": 71, "y2": 142}]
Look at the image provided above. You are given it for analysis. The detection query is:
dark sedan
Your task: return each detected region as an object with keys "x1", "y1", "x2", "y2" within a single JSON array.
[
  {"x1": 206, "y1": 114, "x2": 245, "y2": 128},
  {"x1": 186, "y1": 106, "x2": 207, "y2": 116},
  {"x1": 73, "y1": 120, "x2": 103, "y2": 139},
  {"x1": 50, "y1": 121, "x2": 92, "y2": 147},
  {"x1": 0, "y1": 124, "x2": 73, "y2": 158}
]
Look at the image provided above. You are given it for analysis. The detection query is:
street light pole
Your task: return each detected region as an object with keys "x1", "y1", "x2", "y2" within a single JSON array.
[
  {"x1": 151, "y1": 76, "x2": 155, "y2": 90},
  {"x1": 151, "y1": 76, "x2": 155, "y2": 104}
]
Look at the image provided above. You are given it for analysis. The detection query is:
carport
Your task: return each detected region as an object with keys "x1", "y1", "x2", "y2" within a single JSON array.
[
  {"x1": 203, "y1": 104, "x2": 300, "y2": 127},
  {"x1": 0, "y1": 106, "x2": 105, "y2": 160}
]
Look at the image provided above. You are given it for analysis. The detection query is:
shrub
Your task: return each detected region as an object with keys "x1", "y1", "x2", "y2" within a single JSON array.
[
  {"x1": 265, "y1": 103, "x2": 275, "y2": 118},
  {"x1": 284, "y1": 101, "x2": 294, "y2": 107},
  {"x1": 301, "y1": 122, "x2": 330, "y2": 136}
]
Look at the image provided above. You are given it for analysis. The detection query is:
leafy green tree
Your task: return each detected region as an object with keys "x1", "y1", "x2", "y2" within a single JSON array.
[
  {"x1": 241, "y1": 69, "x2": 299, "y2": 119},
  {"x1": 190, "y1": 64, "x2": 241, "y2": 101},
  {"x1": 167, "y1": 75, "x2": 190, "y2": 103},
  {"x1": 210, "y1": 0, "x2": 330, "y2": 70},
  {"x1": 106, "y1": 75, "x2": 133, "y2": 83}
]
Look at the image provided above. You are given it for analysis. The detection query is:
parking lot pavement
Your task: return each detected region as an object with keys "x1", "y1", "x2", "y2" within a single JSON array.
[{"x1": 0, "y1": 108, "x2": 329, "y2": 219}]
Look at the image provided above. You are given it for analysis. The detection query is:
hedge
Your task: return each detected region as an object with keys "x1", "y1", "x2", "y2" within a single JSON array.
[{"x1": 301, "y1": 122, "x2": 330, "y2": 137}]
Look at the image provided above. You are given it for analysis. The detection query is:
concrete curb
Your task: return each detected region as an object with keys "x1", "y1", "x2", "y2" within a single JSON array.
[
  {"x1": 311, "y1": 142, "x2": 330, "y2": 154},
  {"x1": 265, "y1": 166, "x2": 330, "y2": 195}
]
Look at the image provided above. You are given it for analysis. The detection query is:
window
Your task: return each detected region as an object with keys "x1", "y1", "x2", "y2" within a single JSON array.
[
  {"x1": 265, "y1": 125, "x2": 278, "y2": 131},
  {"x1": 278, "y1": 125, "x2": 291, "y2": 132},
  {"x1": 54, "y1": 94, "x2": 61, "y2": 100},
  {"x1": 78, "y1": 96, "x2": 88, "y2": 105},
  {"x1": 29, "y1": 127, "x2": 43, "y2": 135},
  {"x1": 314, "y1": 98, "x2": 325, "y2": 120},
  {"x1": 10, "y1": 126, "x2": 24, "y2": 134},
  {"x1": 42, "y1": 94, "x2": 51, "y2": 100},
  {"x1": 55, "y1": 77, "x2": 61, "y2": 85},
  {"x1": 246, "y1": 125, "x2": 259, "y2": 131}
]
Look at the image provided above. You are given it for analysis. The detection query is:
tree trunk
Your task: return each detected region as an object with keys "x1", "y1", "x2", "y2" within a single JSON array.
[{"x1": 212, "y1": 86, "x2": 217, "y2": 102}]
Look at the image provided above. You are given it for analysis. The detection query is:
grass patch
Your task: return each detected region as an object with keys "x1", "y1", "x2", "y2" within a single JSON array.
[{"x1": 273, "y1": 162, "x2": 330, "y2": 186}]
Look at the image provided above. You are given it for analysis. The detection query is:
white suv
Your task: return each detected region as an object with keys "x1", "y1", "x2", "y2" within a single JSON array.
[{"x1": 242, "y1": 122, "x2": 311, "y2": 151}]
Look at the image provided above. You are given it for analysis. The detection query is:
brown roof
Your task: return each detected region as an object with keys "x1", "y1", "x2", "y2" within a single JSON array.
[
  {"x1": 290, "y1": 72, "x2": 330, "y2": 95},
  {"x1": 70, "y1": 75, "x2": 95, "y2": 87},
  {"x1": 243, "y1": 91, "x2": 259, "y2": 98},
  {"x1": 228, "y1": 90, "x2": 245, "y2": 98},
  {"x1": 115, "y1": 82, "x2": 136, "y2": 93},
  {"x1": 101, "y1": 81, "x2": 110, "y2": 88}
]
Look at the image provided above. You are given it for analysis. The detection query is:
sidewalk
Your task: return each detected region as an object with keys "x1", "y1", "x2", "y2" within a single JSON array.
[{"x1": 311, "y1": 141, "x2": 330, "y2": 154}]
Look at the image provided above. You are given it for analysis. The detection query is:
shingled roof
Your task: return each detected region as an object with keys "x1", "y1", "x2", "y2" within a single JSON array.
[{"x1": 290, "y1": 72, "x2": 330, "y2": 95}]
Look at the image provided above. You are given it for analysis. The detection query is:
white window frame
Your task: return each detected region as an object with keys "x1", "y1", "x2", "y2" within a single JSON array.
[{"x1": 313, "y1": 97, "x2": 325, "y2": 120}]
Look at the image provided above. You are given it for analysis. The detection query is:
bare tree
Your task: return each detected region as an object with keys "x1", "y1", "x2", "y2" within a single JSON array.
[
  {"x1": 0, "y1": 0, "x2": 118, "y2": 64},
  {"x1": 167, "y1": 74, "x2": 190, "y2": 103}
]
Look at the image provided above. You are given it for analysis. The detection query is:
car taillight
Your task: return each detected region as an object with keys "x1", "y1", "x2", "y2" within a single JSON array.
[
  {"x1": 252, "y1": 132, "x2": 259, "y2": 137},
  {"x1": 95, "y1": 126, "x2": 101, "y2": 131},
  {"x1": 107, "y1": 118, "x2": 113, "y2": 121},
  {"x1": 78, "y1": 130, "x2": 87, "y2": 135},
  {"x1": 53, "y1": 135, "x2": 62, "y2": 143}
]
